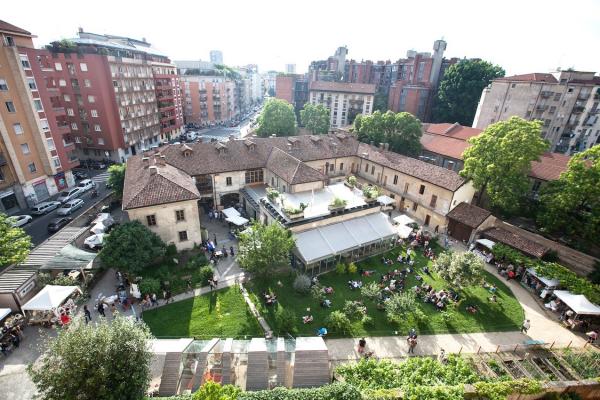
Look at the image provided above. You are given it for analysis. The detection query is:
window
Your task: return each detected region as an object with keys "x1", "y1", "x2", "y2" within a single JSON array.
[
  {"x1": 54, "y1": 62, "x2": 63, "y2": 71},
  {"x1": 404, "y1": 183, "x2": 409, "y2": 193},
  {"x1": 87, "y1": 95, "x2": 95, "y2": 103},
  {"x1": 94, "y1": 124, "x2": 101, "y2": 132},
  {"x1": 13, "y1": 123, "x2": 23, "y2": 135},
  {"x1": 424, "y1": 215, "x2": 431, "y2": 226},
  {"x1": 176, "y1": 210, "x2": 185, "y2": 221},
  {"x1": 365, "y1": 163, "x2": 369, "y2": 172},
  {"x1": 84, "y1": 79, "x2": 91, "y2": 88},
  {"x1": 412, "y1": 202, "x2": 418, "y2": 212},
  {"x1": 27, "y1": 78, "x2": 37, "y2": 90},
  {"x1": 4, "y1": 36, "x2": 15, "y2": 46},
  {"x1": 178, "y1": 231, "x2": 188, "y2": 241},
  {"x1": 28, "y1": 162, "x2": 36, "y2": 173},
  {"x1": 46, "y1": 138, "x2": 55, "y2": 150},
  {"x1": 271, "y1": 177, "x2": 274, "y2": 186},
  {"x1": 33, "y1": 99, "x2": 43, "y2": 111},
  {"x1": 393, "y1": 175, "x2": 398, "y2": 185},
  {"x1": 52, "y1": 156, "x2": 61, "y2": 167},
  {"x1": 430, "y1": 195, "x2": 437, "y2": 208},
  {"x1": 19, "y1": 55, "x2": 31, "y2": 69},
  {"x1": 553, "y1": 93, "x2": 561, "y2": 101},
  {"x1": 80, "y1": 63, "x2": 88, "y2": 72},
  {"x1": 419, "y1": 184, "x2": 425, "y2": 195},
  {"x1": 371, "y1": 165, "x2": 375, "y2": 175},
  {"x1": 67, "y1": 108, "x2": 74, "y2": 116},
  {"x1": 245, "y1": 169, "x2": 264, "y2": 184},
  {"x1": 63, "y1": 94, "x2": 71, "y2": 102},
  {"x1": 21, "y1": 143, "x2": 30, "y2": 154},
  {"x1": 5, "y1": 101, "x2": 16, "y2": 113},
  {"x1": 59, "y1": 79, "x2": 66, "y2": 87},
  {"x1": 71, "y1": 122, "x2": 78, "y2": 130},
  {"x1": 146, "y1": 215, "x2": 157, "y2": 226},
  {"x1": 98, "y1": 138, "x2": 104, "y2": 145},
  {"x1": 339, "y1": 163, "x2": 344, "y2": 171},
  {"x1": 91, "y1": 109, "x2": 98, "y2": 117},
  {"x1": 0, "y1": 79, "x2": 8, "y2": 91},
  {"x1": 226, "y1": 176, "x2": 232, "y2": 186},
  {"x1": 511, "y1": 83, "x2": 516, "y2": 88}
]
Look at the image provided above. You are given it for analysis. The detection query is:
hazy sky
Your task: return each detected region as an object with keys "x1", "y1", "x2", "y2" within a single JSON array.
[{"x1": 4, "y1": 0, "x2": 600, "y2": 75}]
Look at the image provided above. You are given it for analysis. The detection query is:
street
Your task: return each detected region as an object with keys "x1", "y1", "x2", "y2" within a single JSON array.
[
  {"x1": 22, "y1": 170, "x2": 112, "y2": 246},
  {"x1": 197, "y1": 109, "x2": 259, "y2": 142}
]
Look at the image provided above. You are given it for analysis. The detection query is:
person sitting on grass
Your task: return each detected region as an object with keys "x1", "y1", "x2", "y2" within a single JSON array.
[
  {"x1": 397, "y1": 254, "x2": 404, "y2": 263},
  {"x1": 323, "y1": 286, "x2": 334, "y2": 294},
  {"x1": 435, "y1": 300, "x2": 445, "y2": 311},
  {"x1": 488, "y1": 294, "x2": 497, "y2": 303},
  {"x1": 348, "y1": 280, "x2": 363, "y2": 290},
  {"x1": 362, "y1": 270, "x2": 375, "y2": 277},
  {"x1": 302, "y1": 315, "x2": 313, "y2": 324},
  {"x1": 466, "y1": 305, "x2": 478, "y2": 314},
  {"x1": 321, "y1": 299, "x2": 332, "y2": 308}
]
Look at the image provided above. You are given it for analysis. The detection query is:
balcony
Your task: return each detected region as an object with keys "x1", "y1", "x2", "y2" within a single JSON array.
[
  {"x1": 535, "y1": 104, "x2": 548, "y2": 111},
  {"x1": 52, "y1": 107, "x2": 66, "y2": 116},
  {"x1": 56, "y1": 124, "x2": 71, "y2": 134},
  {"x1": 572, "y1": 105, "x2": 585, "y2": 114},
  {"x1": 540, "y1": 91, "x2": 552, "y2": 98},
  {"x1": 62, "y1": 140, "x2": 75, "y2": 147},
  {"x1": 578, "y1": 92, "x2": 590, "y2": 101}
]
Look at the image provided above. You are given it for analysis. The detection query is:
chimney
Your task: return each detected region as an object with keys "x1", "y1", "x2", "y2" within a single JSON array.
[
  {"x1": 149, "y1": 166, "x2": 158, "y2": 175},
  {"x1": 142, "y1": 157, "x2": 149, "y2": 168},
  {"x1": 78, "y1": 27, "x2": 83, "y2": 34},
  {"x1": 229, "y1": 134, "x2": 235, "y2": 142}
]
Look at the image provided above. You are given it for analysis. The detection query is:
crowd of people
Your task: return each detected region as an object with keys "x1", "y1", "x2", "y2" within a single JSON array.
[{"x1": 0, "y1": 315, "x2": 25, "y2": 357}]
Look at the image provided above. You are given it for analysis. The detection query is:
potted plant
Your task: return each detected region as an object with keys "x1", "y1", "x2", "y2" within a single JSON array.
[
  {"x1": 328, "y1": 197, "x2": 348, "y2": 211},
  {"x1": 283, "y1": 206, "x2": 304, "y2": 220},
  {"x1": 363, "y1": 185, "x2": 380, "y2": 203},
  {"x1": 345, "y1": 175, "x2": 357, "y2": 188},
  {"x1": 266, "y1": 188, "x2": 280, "y2": 202}
]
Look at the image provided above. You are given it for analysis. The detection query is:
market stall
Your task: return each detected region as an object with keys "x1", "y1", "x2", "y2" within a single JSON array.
[
  {"x1": 21, "y1": 285, "x2": 81, "y2": 327},
  {"x1": 549, "y1": 290, "x2": 600, "y2": 331},
  {"x1": 470, "y1": 238, "x2": 495, "y2": 263},
  {"x1": 392, "y1": 214, "x2": 417, "y2": 239},
  {"x1": 523, "y1": 268, "x2": 560, "y2": 300},
  {"x1": 0, "y1": 308, "x2": 25, "y2": 356}
]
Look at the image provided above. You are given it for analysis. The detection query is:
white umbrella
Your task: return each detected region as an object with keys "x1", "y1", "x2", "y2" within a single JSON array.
[
  {"x1": 84, "y1": 233, "x2": 105, "y2": 249},
  {"x1": 90, "y1": 223, "x2": 106, "y2": 235}
]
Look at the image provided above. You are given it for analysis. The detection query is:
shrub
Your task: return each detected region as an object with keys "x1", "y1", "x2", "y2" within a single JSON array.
[
  {"x1": 326, "y1": 310, "x2": 352, "y2": 334},
  {"x1": 139, "y1": 278, "x2": 160, "y2": 295},
  {"x1": 413, "y1": 308, "x2": 427, "y2": 323},
  {"x1": 362, "y1": 185, "x2": 380, "y2": 199},
  {"x1": 275, "y1": 308, "x2": 297, "y2": 334},
  {"x1": 329, "y1": 197, "x2": 348, "y2": 208},
  {"x1": 198, "y1": 265, "x2": 214, "y2": 285},
  {"x1": 292, "y1": 274, "x2": 311, "y2": 294},
  {"x1": 361, "y1": 282, "x2": 381, "y2": 301},
  {"x1": 346, "y1": 175, "x2": 357, "y2": 187},
  {"x1": 535, "y1": 262, "x2": 600, "y2": 304},
  {"x1": 193, "y1": 380, "x2": 240, "y2": 400},
  {"x1": 362, "y1": 315, "x2": 374, "y2": 327},
  {"x1": 311, "y1": 285, "x2": 325, "y2": 302},
  {"x1": 52, "y1": 275, "x2": 78, "y2": 286},
  {"x1": 343, "y1": 300, "x2": 367, "y2": 320},
  {"x1": 165, "y1": 243, "x2": 177, "y2": 258},
  {"x1": 336, "y1": 262, "x2": 347, "y2": 274},
  {"x1": 385, "y1": 291, "x2": 417, "y2": 323},
  {"x1": 238, "y1": 382, "x2": 362, "y2": 400},
  {"x1": 347, "y1": 262, "x2": 358, "y2": 274},
  {"x1": 474, "y1": 378, "x2": 542, "y2": 400},
  {"x1": 440, "y1": 311, "x2": 452, "y2": 324}
]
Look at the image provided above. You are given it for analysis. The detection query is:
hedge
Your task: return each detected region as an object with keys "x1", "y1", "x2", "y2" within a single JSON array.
[{"x1": 237, "y1": 382, "x2": 362, "y2": 400}]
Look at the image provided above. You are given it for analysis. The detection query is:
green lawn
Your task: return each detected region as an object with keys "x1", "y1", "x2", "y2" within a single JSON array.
[
  {"x1": 142, "y1": 287, "x2": 263, "y2": 338},
  {"x1": 248, "y1": 245, "x2": 524, "y2": 337},
  {"x1": 138, "y1": 251, "x2": 209, "y2": 295}
]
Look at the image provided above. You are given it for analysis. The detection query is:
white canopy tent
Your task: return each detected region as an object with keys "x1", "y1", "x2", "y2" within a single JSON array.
[
  {"x1": 222, "y1": 207, "x2": 241, "y2": 219},
  {"x1": 0, "y1": 308, "x2": 11, "y2": 322},
  {"x1": 84, "y1": 233, "x2": 105, "y2": 249},
  {"x1": 476, "y1": 239, "x2": 496, "y2": 250},
  {"x1": 376, "y1": 195, "x2": 395, "y2": 206},
  {"x1": 393, "y1": 214, "x2": 416, "y2": 226},
  {"x1": 526, "y1": 268, "x2": 560, "y2": 289},
  {"x1": 226, "y1": 215, "x2": 249, "y2": 226},
  {"x1": 553, "y1": 290, "x2": 600, "y2": 316},
  {"x1": 21, "y1": 285, "x2": 80, "y2": 312}
]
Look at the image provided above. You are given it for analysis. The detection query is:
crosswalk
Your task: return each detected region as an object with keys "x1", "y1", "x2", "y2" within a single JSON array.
[{"x1": 91, "y1": 172, "x2": 110, "y2": 185}]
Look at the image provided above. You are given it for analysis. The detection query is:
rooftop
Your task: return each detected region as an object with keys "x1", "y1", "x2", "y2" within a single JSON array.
[
  {"x1": 420, "y1": 133, "x2": 470, "y2": 160},
  {"x1": 309, "y1": 81, "x2": 376, "y2": 94},
  {"x1": 266, "y1": 147, "x2": 327, "y2": 185},
  {"x1": 423, "y1": 123, "x2": 482, "y2": 141},
  {"x1": 495, "y1": 73, "x2": 558, "y2": 83},
  {"x1": 0, "y1": 20, "x2": 33, "y2": 37},
  {"x1": 446, "y1": 202, "x2": 492, "y2": 228},
  {"x1": 482, "y1": 226, "x2": 549, "y2": 258},
  {"x1": 529, "y1": 153, "x2": 571, "y2": 181}
]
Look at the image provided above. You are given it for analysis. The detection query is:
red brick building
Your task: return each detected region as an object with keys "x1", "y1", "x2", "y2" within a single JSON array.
[{"x1": 181, "y1": 76, "x2": 237, "y2": 126}]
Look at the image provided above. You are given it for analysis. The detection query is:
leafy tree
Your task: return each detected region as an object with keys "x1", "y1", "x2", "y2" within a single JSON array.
[
  {"x1": 256, "y1": 98, "x2": 297, "y2": 137},
  {"x1": 139, "y1": 277, "x2": 161, "y2": 295},
  {"x1": 361, "y1": 282, "x2": 381, "y2": 302},
  {"x1": 99, "y1": 221, "x2": 166, "y2": 274},
  {"x1": 385, "y1": 291, "x2": 417, "y2": 323},
  {"x1": 107, "y1": 164, "x2": 126, "y2": 199},
  {"x1": 292, "y1": 274, "x2": 311, "y2": 294},
  {"x1": 460, "y1": 117, "x2": 549, "y2": 211},
  {"x1": 193, "y1": 380, "x2": 241, "y2": 400},
  {"x1": 373, "y1": 91, "x2": 389, "y2": 112},
  {"x1": 537, "y1": 145, "x2": 600, "y2": 243},
  {"x1": 343, "y1": 300, "x2": 367, "y2": 320},
  {"x1": 237, "y1": 221, "x2": 295, "y2": 279},
  {"x1": 28, "y1": 316, "x2": 153, "y2": 400},
  {"x1": 300, "y1": 103, "x2": 330, "y2": 134},
  {"x1": 0, "y1": 213, "x2": 31, "y2": 269},
  {"x1": 432, "y1": 59, "x2": 505, "y2": 125},
  {"x1": 275, "y1": 307, "x2": 297, "y2": 334},
  {"x1": 326, "y1": 310, "x2": 352, "y2": 334},
  {"x1": 432, "y1": 251, "x2": 484, "y2": 288},
  {"x1": 354, "y1": 110, "x2": 422, "y2": 156}
]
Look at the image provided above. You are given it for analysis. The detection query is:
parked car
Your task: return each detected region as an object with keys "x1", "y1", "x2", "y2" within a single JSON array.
[
  {"x1": 47, "y1": 217, "x2": 72, "y2": 233},
  {"x1": 76, "y1": 179, "x2": 96, "y2": 193},
  {"x1": 57, "y1": 188, "x2": 82, "y2": 204},
  {"x1": 8, "y1": 214, "x2": 33, "y2": 227},
  {"x1": 57, "y1": 199, "x2": 84, "y2": 216},
  {"x1": 30, "y1": 201, "x2": 61, "y2": 215}
]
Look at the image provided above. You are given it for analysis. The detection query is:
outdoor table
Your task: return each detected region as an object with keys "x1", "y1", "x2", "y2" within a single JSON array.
[{"x1": 215, "y1": 250, "x2": 223, "y2": 257}]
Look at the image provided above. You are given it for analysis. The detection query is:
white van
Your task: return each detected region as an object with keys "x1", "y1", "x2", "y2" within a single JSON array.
[
  {"x1": 31, "y1": 201, "x2": 61, "y2": 215},
  {"x1": 186, "y1": 131, "x2": 198, "y2": 141}
]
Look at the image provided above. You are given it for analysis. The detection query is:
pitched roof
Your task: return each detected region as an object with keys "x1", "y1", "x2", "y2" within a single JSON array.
[
  {"x1": 357, "y1": 142, "x2": 466, "y2": 191},
  {"x1": 423, "y1": 123, "x2": 482, "y2": 141},
  {"x1": 0, "y1": 20, "x2": 33, "y2": 36},
  {"x1": 421, "y1": 134, "x2": 470, "y2": 160},
  {"x1": 482, "y1": 227, "x2": 549, "y2": 258},
  {"x1": 446, "y1": 202, "x2": 492, "y2": 228},
  {"x1": 122, "y1": 155, "x2": 200, "y2": 210},
  {"x1": 309, "y1": 81, "x2": 376, "y2": 94},
  {"x1": 266, "y1": 147, "x2": 327, "y2": 185},
  {"x1": 496, "y1": 73, "x2": 558, "y2": 83},
  {"x1": 529, "y1": 152, "x2": 571, "y2": 181}
]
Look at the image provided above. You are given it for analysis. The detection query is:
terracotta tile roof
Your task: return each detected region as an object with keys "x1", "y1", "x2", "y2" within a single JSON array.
[
  {"x1": 122, "y1": 155, "x2": 199, "y2": 210},
  {"x1": 309, "y1": 81, "x2": 376, "y2": 94},
  {"x1": 482, "y1": 227, "x2": 549, "y2": 258},
  {"x1": 420, "y1": 133, "x2": 470, "y2": 160},
  {"x1": 446, "y1": 202, "x2": 492, "y2": 228},
  {"x1": 0, "y1": 20, "x2": 33, "y2": 36},
  {"x1": 266, "y1": 147, "x2": 327, "y2": 185},
  {"x1": 495, "y1": 73, "x2": 558, "y2": 83},
  {"x1": 357, "y1": 142, "x2": 466, "y2": 191},
  {"x1": 423, "y1": 123, "x2": 482, "y2": 141},
  {"x1": 529, "y1": 152, "x2": 570, "y2": 181}
]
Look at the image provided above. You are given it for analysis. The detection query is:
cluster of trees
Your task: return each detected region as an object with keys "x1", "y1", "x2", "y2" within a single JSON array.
[
  {"x1": 300, "y1": 103, "x2": 329, "y2": 134},
  {"x1": 0, "y1": 213, "x2": 31, "y2": 269},
  {"x1": 256, "y1": 98, "x2": 297, "y2": 137},
  {"x1": 354, "y1": 110, "x2": 422, "y2": 156},
  {"x1": 107, "y1": 163, "x2": 126, "y2": 199}
]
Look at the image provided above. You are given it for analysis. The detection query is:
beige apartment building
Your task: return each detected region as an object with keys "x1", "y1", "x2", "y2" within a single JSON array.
[
  {"x1": 308, "y1": 81, "x2": 375, "y2": 128},
  {"x1": 181, "y1": 75, "x2": 237, "y2": 126},
  {"x1": 473, "y1": 71, "x2": 600, "y2": 154}
]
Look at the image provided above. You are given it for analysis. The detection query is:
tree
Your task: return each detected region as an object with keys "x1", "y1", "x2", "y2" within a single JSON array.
[
  {"x1": 237, "y1": 221, "x2": 295, "y2": 279},
  {"x1": 107, "y1": 164, "x2": 126, "y2": 199},
  {"x1": 256, "y1": 98, "x2": 297, "y2": 137},
  {"x1": 99, "y1": 221, "x2": 166, "y2": 274},
  {"x1": 373, "y1": 91, "x2": 389, "y2": 112},
  {"x1": 537, "y1": 145, "x2": 600, "y2": 243},
  {"x1": 460, "y1": 117, "x2": 549, "y2": 212},
  {"x1": 0, "y1": 213, "x2": 31, "y2": 269},
  {"x1": 300, "y1": 103, "x2": 330, "y2": 134},
  {"x1": 385, "y1": 291, "x2": 417, "y2": 323},
  {"x1": 193, "y1": 380, "x2": 241, "y2": 400},
  {"x1": 28, "y1": 316, "x2": 153, "y2": 400},
  {"x1": 432, "y1": 59, "x2": 505, "y2": 126},
  {"x1": 432, "y1": 251, "x2": 484, "y2": 288},
  {"x1": 354, "y1": 110, "x2": 422, "y2": 156}
]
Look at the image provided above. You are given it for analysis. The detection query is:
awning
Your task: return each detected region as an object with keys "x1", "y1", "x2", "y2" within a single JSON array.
[
  {"x1": 397, "y1": 225, "x2": 414, "y2": 239},
  {"x1": 226, "y1": 215, "x2": 249, "y2": 226},
  {"x1": 526, "y1": 268, "x2": 560, "y2": 288},
  {"x1": 553, "y1": 290, "x2": 600, "y2": 316},
  {"x1": 84, "y1": 234, "x2": 105, "y2": 249},
  {"x1": 21, "y1": 285, "x2": 80, "y2": 311},
  {"x1": 377, "y1": 195, "x2": 394, "y2": 205},
  {"x1": 476, "y1": 239, "x2": 496, "y2": 250},
  {"x1": 393, "y1": 214, "x2": 416, "y2": 226},
  {"x1": 222, "y1": 207, "x2": 241, "y2": 219},
  {"x1": 0, "y1": 308, "x2": 11, "y2": 321},
  {"x1": 41, "y1": 244, "x2": 98, "y2": 270},
  {"x1": 294, "y1": 212, "x2": 397, "y2": 264}
]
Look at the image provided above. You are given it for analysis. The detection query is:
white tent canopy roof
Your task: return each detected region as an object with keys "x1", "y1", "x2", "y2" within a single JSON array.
[
  {"x1": 0, "y1": 308, "x2": 11, "y2": 321},
  {"x1": 526, "y1": 268, "x2": 560, "y2": 288},
  {"x1": 397, "y1": 225, "x2": 414, "y2": 239},
  {"x1": 476, "y1": 239, "x2": 496, "y2": 250},
  {"x1": 294, "y1": 212, "x2": 397, "y2": 264},
  {"x1": 226, "y1": 215, "x2": 249, "y2": 226},
  {"x1": 553, "y1": 290, "x2": 600, "y2": 315},
  {"x1": 393, "y1": 214, "x2": 416, "y2": 226},
  {"x1": 377, "y1": 195, "x2": 394, "y2": 205},
  {"x1": 21, "y1": 285, "x2": 79, "y2": 311},
  {"x1": 222, "y1": 207, "x2": 241, "y2": 219}
]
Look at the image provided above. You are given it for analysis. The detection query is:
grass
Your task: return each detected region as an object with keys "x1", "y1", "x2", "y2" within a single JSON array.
[
  {"x1": 248, "y1": 245, "x2": 524, "y2": 337},
  {"x1": 138, "y1": 251, "x2": 210, "y2": 295},
  {"x1": 142, "y1": 287, "x2": 263, "y2": 338}
]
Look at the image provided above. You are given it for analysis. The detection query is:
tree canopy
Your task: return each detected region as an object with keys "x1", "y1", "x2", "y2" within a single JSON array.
[
  {"x1": 354, "y1": 110, "x2": 422, "y2": 156},
  {"x1": 0, "y1": 213, "x2": 31, "y2": 269},
  {"x1": 373, "y1": 91, "x2": 389, "y2": 112},
  {"x1": 99, "y1": 221, "x2": 166, "y2": 274},
  {"x1": 256, "y1": 98, "x2": 297, "y2": 137},
  {"x1": 432, "y1": 59, "x2": 505, "y2": 126},
  {"x1": 432, "y1": 251, "x2": 484, "y2": 288},
  {"x1": 537, "y1": 145, "x2": 600, "y2": 243},
  {"x1": 237, "y1": 221, "x2": 295, "y2": 279},
  {"x1": 28, "y1": 316, "x2": 153, "y2": 400},
  {"x1": 107, "y1": 163, "x2": 126, "y2": 199},
  {"x1": 460, "y1": 117, "x2": 549, "y2": 212},
  {"x1": 300, "y1": 103, "x2": 330, "y2": 134}
]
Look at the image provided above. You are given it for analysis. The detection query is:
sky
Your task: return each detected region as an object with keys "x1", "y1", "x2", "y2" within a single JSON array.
[{"x1": 4, "y1": 0, "x2": 600, "y2": 75}]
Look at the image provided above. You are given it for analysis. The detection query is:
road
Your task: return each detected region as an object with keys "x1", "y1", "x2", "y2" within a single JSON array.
[
  {"x1": 22, "y1": 170, "x2": 112, "y2": 246},
  {"x1": 198, "y1": 109, "x2": 259, "y2": 142}
]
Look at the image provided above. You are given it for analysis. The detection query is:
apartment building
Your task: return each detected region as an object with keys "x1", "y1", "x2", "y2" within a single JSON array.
[
  {"x1": 152, "y1": 62, "x2": 184, "y2": 141},
  {"x1": 473, "y1": 71, "x2": 600, "y2": 154},
  {"x1": 0, "y1": 20, "x2": 77, "y2": 213},
  {"x1": 308, "y1": 81, "x2": 375, "y2": 127},
  {"x1": 285, "y1": 64, "x2": 296, "y2": 74},
  {"x1": 209, "y1": 50, "x2": 223, "y2": 65},
  {"x1": 181, "y1": 75, "x2": 237, "y2": 126}
]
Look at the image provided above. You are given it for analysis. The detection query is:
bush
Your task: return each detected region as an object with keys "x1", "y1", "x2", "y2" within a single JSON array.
[
  {"x1": 52, "y1": 275, "x2": 78, "y2": 286},
  {"x1": 343, "y1": 300, "x2": 367, "y2": 320},
  {"x1": 292, "y1": 274, "x2": 311, "y2": 294},
  {"x1": 139, "y1": 278, "x2": 160, "y2": 296},
  {"x1": 347, "y1": 262, "x2": 358, "y2": 274},
  {"x1": 311, "y1": 285, "x2": 325, "y2": 302},
  {"x1": 474, "y1": 378, "x2": 542, "y2": 400},
  {"x1": 198, "y1": 265, "x2": 214, "y2": 286},
  {"x1": 238, "y1": 382, "x2": 362, "y2": 400},
  {"x1": 275, "y1": 308, "x2": 297, "y2": 334},
  {"x1": 326, "y1": 310, "x2": 352, "y2": 334},
  {"x1": 541, "y1": 249, "x2": 559, "y2": 262},
  {"x1": 361, "y1": 282, "x2": 381, "y2": 301},
  {"x1": 385, "y1": 291, "x2": 417, "y2": 323},
  {"x1": 336, "y1": 262, "x2": 347, "y2": 275},
  {"x1": 346, "y1": 175, "x2": 357, "y2": 187},
  {"x1": 37, "y1": 272, "x2": 53, "y2": 286},
  {"x1": 362, "y1": 315, "x2": 374, "y2": 327},
  {"x1": 193, "y1": 380, "x2": 240, "y2": 400},
  {"x1": 165, "y1": 243, "x2": 177, "y2": 258}
]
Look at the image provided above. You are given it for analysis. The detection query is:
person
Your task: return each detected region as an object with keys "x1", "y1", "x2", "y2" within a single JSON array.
[
  {"x1": 83, "y1": 305, "x2": 92, "y2": 324},
  {"x1": 407, "y1": 337, "x2": 417, "y2": 354},
  {"x1": 213, "y1": 277, "x2": 218, "y2": 288},
  {"x1": 230, "y1": 246, "x2": 235, "y2": 256},
  {"x1": 488, "y1": 295, "x2": 497, "y2": 303},
  {"x1": 110, "y1": 303, "x2": 117, "y2": 317},
  {"x1": 187, "y1": 279, "x2": 193, "y2": 292},
  {"x1": 166, "y1": 290, "x2": 172, "y2": 304},
  {"x1": 466, "y1": 305, "x2": 478, "y2": 314},
  {"x1": 302, "y1": 315, "x2": 313, "y2": 324},
  {"x1": 213, "y1": 234, "x2": 218, "y2": 246},
  {"x1": 358, "y1": 338, "x2": 366, "y2": 354},
  {"x1": 408, "y1": 328, "x2": 417, "y2": 339},
  {"x1": 97, "y1": 302, "x2": 106, "y2": 317},
  {"x1": 321, "y1": 299, "x2": 332, "y2": 308},
  {"x1": 521, "y1": 319, "x2": 530, "y2": 333},
  {"x1": 60, "y1": 311, "x2": 71, "y2": 326},
  {"x1": 151, "y1": 293, "x2": 158, "y2": 307},
  {"x1": 586, "y1": 330, "x2": 598, "y2": 344}
]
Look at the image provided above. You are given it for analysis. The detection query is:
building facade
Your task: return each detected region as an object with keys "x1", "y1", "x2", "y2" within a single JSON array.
[
  {"x1": 209, "y1": 50, "x2": 223, "y2": 65},
  {"x1": 473, "y1": 71, "x2": 600, "y2": 154},
  {"x1": 152, "y1": 62, "x2": 184, "y2": 141},
  {"x1": 181, "y1": 75, "x2": 238, "y2": 126},
  {"x1": 308, "y1": 81, "x2": 375, "y2": 127}
]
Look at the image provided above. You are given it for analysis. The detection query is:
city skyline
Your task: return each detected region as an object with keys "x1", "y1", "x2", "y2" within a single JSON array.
[{"x1": 3, "y1": 0, "x2": 600, "y2": 75}]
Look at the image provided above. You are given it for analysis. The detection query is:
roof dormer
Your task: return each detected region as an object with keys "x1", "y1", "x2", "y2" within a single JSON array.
[
  {"x1": 181, "y1": 144, "x2": 193, "y2": 158},
  {"x1": 244, "y1": 139, "x2": 256, "y2": 151},
  {"x1": 215, "y1": 142, "x2": 227, "y2": 155}
]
